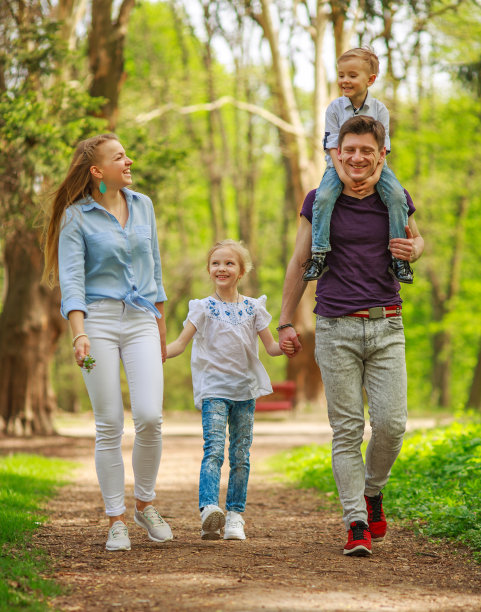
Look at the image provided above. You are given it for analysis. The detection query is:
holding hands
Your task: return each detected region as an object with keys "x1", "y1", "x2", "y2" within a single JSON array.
[{"x1": 278, "y1": 326, "x2": 302, "y2": 359}]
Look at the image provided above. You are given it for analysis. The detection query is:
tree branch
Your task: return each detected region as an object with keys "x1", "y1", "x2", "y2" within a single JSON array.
[{"x1": 135, "y1": 95, "x2": 313, "y2": 140}]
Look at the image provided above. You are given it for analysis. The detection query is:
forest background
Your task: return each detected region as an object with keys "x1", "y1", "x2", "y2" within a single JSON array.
[{"x1": 1, "y1": 0, "x2": 481, "y2": 435}]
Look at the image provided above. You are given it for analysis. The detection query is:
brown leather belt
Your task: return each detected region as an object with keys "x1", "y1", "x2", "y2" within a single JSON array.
[{"x1": 347, "y1": 305, "x2": 402, "y2": 319}]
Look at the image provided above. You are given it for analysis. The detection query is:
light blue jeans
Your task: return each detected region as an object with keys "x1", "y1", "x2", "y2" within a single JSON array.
[
  {"x1": 199, "y1": 398, "x2": 256, "y2": 513},
  {"x1": 315, "y1": 315, "x2": 407, "y2": 529},
  {"x1": 311, "y1": 165, "x2": 409, "y2": 253},
  {"x1": 83, "y1": 299, "x2": 164, "y2": 516}
]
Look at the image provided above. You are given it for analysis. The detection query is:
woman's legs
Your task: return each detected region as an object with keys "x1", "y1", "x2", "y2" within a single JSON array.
[
  {"x1": 120, "y1": 307, "x2": 163, "y2": 507},
  {"x1": 83, "y1": 301, "x2": 164, "y2": 522},
  {"x1": 83, "y1": 301, "x2": 126, "y2": 520}
]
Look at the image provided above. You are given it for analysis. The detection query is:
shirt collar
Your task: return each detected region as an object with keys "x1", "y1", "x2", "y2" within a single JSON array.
[
  {"x1": 78, "y1": 188, "x2": 136, "y2": 212},
  {"x1": 342, "y1": 90, "x2": 372, "y2": 111}
]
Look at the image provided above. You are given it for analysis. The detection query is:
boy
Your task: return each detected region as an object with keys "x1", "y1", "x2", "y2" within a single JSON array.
[{"x1": 302, "y1": 47, "x2": 413, "y2": 284}]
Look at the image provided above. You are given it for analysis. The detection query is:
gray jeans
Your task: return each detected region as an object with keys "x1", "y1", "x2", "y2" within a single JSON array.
[{"x1": 315, "y1": 315, "x2": 407, "y2": 529}]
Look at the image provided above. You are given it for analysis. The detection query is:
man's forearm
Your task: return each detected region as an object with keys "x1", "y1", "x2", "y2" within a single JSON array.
[
  {"x1": 410, "y1": 236, "x2": 424, "y2": 263},
  {"x1": 279, "y1": 259, "x2": 308, "y2": 325}
]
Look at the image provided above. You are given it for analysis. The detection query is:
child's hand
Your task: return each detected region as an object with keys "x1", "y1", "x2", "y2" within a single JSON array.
[
  {"x1": 351, "y1": 174, "x2": 377, "y2": 197},
  {"x1": 280, "y1": 340, "x2": 296, "y2": 355}
]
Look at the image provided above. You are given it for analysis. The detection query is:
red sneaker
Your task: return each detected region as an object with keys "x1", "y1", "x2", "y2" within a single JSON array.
[
  {"x1": 365, "y1": 492, "x2": 387, "y2": 542},
  {"x1": 343, "y1": 521, "x2": 372, "y2": 556}
]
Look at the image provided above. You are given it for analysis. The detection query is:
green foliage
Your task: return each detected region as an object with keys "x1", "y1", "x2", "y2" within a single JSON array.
[
  {"x1": 391, "y1": 93, "x2": 481, "y2": 409},
  {"x1": 269, "y1": 418, "x2": 481, "y2": 560},
  {"x1": 0, "y1": 454, "x2": 75, "y2": 610},
  {"x1": 386, "y1": 419, "x2": 481, "y2": 556},
  {"x1": 0, "y1": 13, "x2": 106, "y2": 233}
]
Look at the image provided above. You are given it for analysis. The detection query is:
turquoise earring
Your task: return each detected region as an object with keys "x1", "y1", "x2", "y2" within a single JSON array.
[{"x1": 99, "y1": 180, "x2": 107, "y2": 194}]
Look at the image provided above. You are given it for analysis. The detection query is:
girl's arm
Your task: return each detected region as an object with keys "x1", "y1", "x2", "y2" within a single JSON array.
[
  {"x1": 166, "y1": 321, "x2": 197, "y2": 358},
  {"x1": 155, "y1": 302, "x2": 167, "y2": 363},
  {"x1": 258, "y1": 327, "x2": 286, "y2": 357}
]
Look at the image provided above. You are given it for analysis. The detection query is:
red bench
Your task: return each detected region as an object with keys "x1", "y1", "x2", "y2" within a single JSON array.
[{"x1": 255, "y1": 381, "x2": 296, "y2": 412}]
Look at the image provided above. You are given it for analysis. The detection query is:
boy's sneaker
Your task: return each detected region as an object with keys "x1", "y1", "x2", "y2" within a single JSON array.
[
  {"x1": 302, "y1": 254, "x2": 326, "y2": 281},
  {"x1": 224, "y1": 511, "x2": 246, "y2": 540},
  {"x1": 392, "y1": 257, "x2": 413, "y2": 284},
  {"x1": 106, "y1": 520, "x2": 131, "y2": 551},
  {"x1": 343, "y1": 521, "x2": 372, "y2": 556},
  {"x1": 201, "y1": 505, "x2": 225, "y2": 540},
  {"x1": 365, "y1": 492, "x2": 387, "y2": 542},
  {"x1": 134, "y1": 505, "x2": 173, "y2": 543}
]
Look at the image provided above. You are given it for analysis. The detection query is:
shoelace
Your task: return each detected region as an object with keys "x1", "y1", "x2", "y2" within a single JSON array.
[
  {"x1": 350, "y1": 522, "x2": 368, "y2": 540},
  {"x1": 110, "y1": 523, "x2": 128, "y2": 539},
  {"x1": 143, "y1": 506, "x2": 165, "y2": 526},
  {"x1": 226, "y1": 518, "x2": 243, "y2": 530},
  {"x1": 367, "y1": 494, "x2": 383, "y2": 522}
]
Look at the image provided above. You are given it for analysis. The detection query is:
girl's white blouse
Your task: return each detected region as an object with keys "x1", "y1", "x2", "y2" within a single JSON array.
[{"x1": 185, "y1": 295, "x2": 274, "y2": 409}]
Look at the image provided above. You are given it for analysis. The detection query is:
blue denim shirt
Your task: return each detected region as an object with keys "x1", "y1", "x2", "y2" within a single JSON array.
[{"x1": 58, "y1": 188, "x2": 167, "y2": 320}]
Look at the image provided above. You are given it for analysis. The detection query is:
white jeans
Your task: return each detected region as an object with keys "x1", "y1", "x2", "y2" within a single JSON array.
[{"x1": 82, "y1": 299, "x2": 164, "y2": 516}]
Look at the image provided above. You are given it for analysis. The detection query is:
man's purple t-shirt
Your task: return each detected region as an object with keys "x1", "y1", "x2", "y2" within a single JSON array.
[{"x1": 301, "y1": 189, "x2": 415, "y2": 317}]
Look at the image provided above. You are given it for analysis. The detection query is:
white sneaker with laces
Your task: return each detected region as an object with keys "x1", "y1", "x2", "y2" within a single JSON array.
[
  {"x1": 106, "y1": 520, "x2": 131, "y2": 551},
  {"x1": 134, "y1": 505, "x2": 173, "y2": 542},
  {"x1": 224, "y1": 511, "x2": 246, "y2": 540},
  {"x1": 200, "y1": 504, "x2": 225, "y2": 540}
]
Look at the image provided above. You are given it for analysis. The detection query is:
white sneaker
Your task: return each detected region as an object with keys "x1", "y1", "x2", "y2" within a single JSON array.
[
  {"x1": 134, "y1": 505, "x2": 173, "y2": 543},
  {"x1": 106, "y1": 520, "x2": 131, "y2": 551},
  {"x1": 201, "y1": 528, "x2": 221, "y2": 540},
  {"x1": 224, "y1": 511, "x2": 246, "y2": 540},
  {"x1": 200, "y1": 505, "x2": 225, "y2": 540}
]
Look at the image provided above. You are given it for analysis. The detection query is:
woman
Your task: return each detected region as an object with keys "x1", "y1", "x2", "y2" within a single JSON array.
[{"x1": 44, "y1": 133, "x2": 172, "y2": 551}]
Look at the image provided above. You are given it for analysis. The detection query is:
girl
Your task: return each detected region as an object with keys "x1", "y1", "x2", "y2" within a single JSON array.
[
  {"x1": 43, "y1": 133, "x2": 172, "y2": 552},
  {"x1": 166, "y1": 240, "x2": 293, "y2": 540}
]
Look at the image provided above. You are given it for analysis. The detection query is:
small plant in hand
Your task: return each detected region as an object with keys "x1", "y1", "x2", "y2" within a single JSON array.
[{"x1": 83, "y1": 355, "x2": 96, "y2": 372}]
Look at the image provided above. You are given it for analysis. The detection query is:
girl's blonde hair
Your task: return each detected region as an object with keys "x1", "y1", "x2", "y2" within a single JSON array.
[
  {"x1": 206, "y1": 239, "x2": 253, "y2": 276},
  {"x1": 42, "y1": 133, "x2": 118, "y2": 287}
]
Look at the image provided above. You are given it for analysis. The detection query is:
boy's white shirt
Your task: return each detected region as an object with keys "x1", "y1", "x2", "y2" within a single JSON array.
[
  {"x1": 185, "y1": 295, "x2": 273, "y2": 409},
  {"x1": 323, "y1": 91, "x2": 391, "y2": 167}
]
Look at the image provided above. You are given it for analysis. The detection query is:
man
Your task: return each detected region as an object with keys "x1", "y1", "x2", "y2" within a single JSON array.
[{"x1": 277, "y1": 115, "x2": 424, "y2": 556}]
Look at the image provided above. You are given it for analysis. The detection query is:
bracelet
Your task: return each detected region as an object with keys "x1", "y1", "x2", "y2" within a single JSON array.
[
  {"x1": 276, "y1": 323, "x2": 294, "y2": 331},
  {"x1": 72, "y1": 333, "x2": 88, "y2": 347}
]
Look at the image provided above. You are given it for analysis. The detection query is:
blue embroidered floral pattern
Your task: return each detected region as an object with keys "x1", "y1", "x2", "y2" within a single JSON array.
[{"x1": 207, "y1": 297, "x2": 256, "y2": 325}]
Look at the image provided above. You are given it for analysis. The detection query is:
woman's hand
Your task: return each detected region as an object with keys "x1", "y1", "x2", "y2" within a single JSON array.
[{"x1": 73, "y1": 335, "x2": 90, "y2": 368}]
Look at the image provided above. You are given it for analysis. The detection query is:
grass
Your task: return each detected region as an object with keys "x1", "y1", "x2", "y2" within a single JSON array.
[
  {"x1": 268, "y1": 416, "x2": 481, "y2": 561},
  {"x1": 0, "y1": 453, "x2": 76, "y2": 611}
]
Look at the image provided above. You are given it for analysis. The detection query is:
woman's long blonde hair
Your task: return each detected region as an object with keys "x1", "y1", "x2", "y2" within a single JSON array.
[{"x1": 42, "y1": 133, "x2": 118, "y2": 287}]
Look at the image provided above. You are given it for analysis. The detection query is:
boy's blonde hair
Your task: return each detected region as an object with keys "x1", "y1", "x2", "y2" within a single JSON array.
[
  {"x1": 207, "y1": 239, "x2": 253, "y2": 276},
  {"x1": 337, "y1": 47, "x2": 380, "y2": 76}
]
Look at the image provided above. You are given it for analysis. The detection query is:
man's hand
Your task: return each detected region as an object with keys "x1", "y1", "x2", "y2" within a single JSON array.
[
  {"x1": 279, "y1": 326, "x2": 302, "y2": 358},
  {"x1": 390, "y1": 225, "x2": 415, "y2": 261}
]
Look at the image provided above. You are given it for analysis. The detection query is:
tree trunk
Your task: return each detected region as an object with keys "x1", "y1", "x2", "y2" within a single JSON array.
[
  {"x1": 427, "y1": 193, "x2": 469, "y2": 407},
  {"x1": 88, "y1": 0, "x2": 136, "y2": 130},
  {"x1": 252, "y1": 0, "x2": 323, "y2": 407},
  {"x1": 0, "y1": 230, "x2": 66, "y2": 435},
  {"x1": 466, "y1": 340, "x2": 481, "y2": 410}
]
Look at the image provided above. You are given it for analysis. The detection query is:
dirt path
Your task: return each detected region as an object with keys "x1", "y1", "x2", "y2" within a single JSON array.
[{"x1": 3, "y1": 412, "x2": 481, "y2": 611}]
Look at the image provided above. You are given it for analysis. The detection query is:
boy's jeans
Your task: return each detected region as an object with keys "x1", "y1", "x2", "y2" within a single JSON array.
[
  {"x1": 83, "y1": 299, "x2": 164, "y2": 517},
  {"x1": 315, "y1": 315, "x2": 407, "y2": 529},
  {"x1": 311, "y1": 165, "x2": 409, "y2": 253},
  {"x1": 199, "y1": 398, "x2": 256, "y2": 513}
]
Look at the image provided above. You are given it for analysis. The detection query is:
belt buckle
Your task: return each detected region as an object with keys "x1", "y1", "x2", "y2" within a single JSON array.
[{"x1": 368, "y1": 307, "x2": 383, "y2": 319}]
